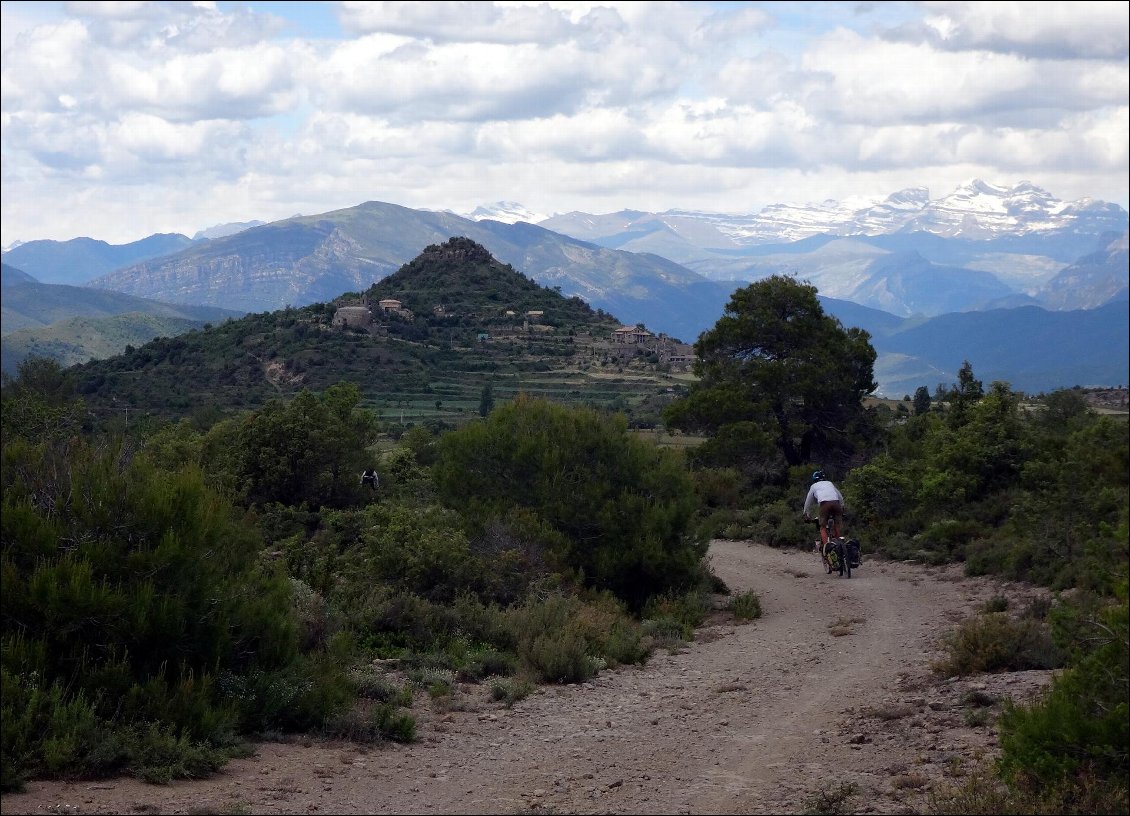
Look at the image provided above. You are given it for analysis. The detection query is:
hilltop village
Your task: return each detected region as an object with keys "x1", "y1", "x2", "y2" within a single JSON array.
[{"x1": 331, "y1": 295, "x2": 697, "y2": 373}]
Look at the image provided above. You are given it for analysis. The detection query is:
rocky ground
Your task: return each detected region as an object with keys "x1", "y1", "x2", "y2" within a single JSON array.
[{"x1": 1, "y1": 540, "x2": 1055, "y2": 815}]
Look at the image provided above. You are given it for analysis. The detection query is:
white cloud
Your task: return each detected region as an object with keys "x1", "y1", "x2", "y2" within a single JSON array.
[
  {"x1": 910, "y1": 0, "x2": 1129, "y2": 60},
  {"x1": 100, "y1": 43, "x2": 308, "y2": 121},
  {"x1": 801, "y1": 29, "x2": 1127, "y2": 126},
  {"x1": 337, "y1": 0, "x2": 580, "y2": 44},
  {"x1": 0, "y1": 0, "x2": 1126, "y2": 245}
]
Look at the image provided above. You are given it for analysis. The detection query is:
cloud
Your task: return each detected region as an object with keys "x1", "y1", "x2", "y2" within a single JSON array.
[
  {"x1": 890, "y1": 0, "x2": 1129, "y2": 60},
  {"x1": 337, "y1": 0, "x2": 580, "y2": 44},
  {"x1": 1, "y1": 0, "x2": 1126, "y2": 246},
  {"x1": 317, "y1": 37, "x2": 596, "y2": 121},
  {"x1": 101, "y1": 43, "x2": 309, "y2": 121},
  {"x1": 799, "y1": 28, "x2": 1127, "y2": 127}
]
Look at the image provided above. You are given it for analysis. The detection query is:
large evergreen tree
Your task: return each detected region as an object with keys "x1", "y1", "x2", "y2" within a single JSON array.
[{"x1": 664, "y1": 275, "x2": 878, "y2": 469}]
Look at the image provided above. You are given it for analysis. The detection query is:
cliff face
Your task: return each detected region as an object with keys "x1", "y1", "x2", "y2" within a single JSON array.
[{"x1": 89, "y1": 221, "x2": 400, "y2": 312}]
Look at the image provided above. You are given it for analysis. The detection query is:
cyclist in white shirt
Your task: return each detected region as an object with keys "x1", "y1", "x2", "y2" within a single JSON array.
[{"x1": 802, "y1": 470, "x2": 845, "y2": 552}]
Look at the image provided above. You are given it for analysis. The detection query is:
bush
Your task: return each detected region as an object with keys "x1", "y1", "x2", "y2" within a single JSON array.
[
  {"x1": 507, "y1": 593, "x2": 650, "y2": 683},
  {"x1": 373, "y1": 704, "x2": 417, "y2": 743},
  {"x1": 729, "y1": 590, "x2": 762, "y2": 622},
  {"x1": 0, "y1": 438, "x2": 352, "y2": 788},
  {"x1": 433, "y1": 397, "x2": 707, "y2": 611},
  {"x1": 642, "y1": 587, "x2": 711, "y2": 640},
  {"x1": 490, "y1": 677, "x2": 535, "y2": 707},
  {"x1": 932, "y1": 613, "x2": 1065, "y2": 677},
  {"x1": 995, "y1": 589, "x2": 1128, "y2": 808}
]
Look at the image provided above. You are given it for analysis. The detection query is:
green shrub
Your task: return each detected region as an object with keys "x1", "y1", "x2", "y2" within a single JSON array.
[
  {"x1": 349, "y1": 669, "x2": 413, "y2": 706},
  {"x1": 373, "y1": 704, "x2": 417, "y2": 743},
  {"x1": 932, "y1": 613, "x2": 1064, "y2": 677},
  {"x1": 729, "y1": 590, "x2": 762, "y2": 621},
  {"x1": 642, "y1": 587, "x2": 711, "y2": 637},
  {"x1": 506, "y1": 593, "x2": 649, "y2": 683},
  {"x1": 982, "y1": 595, "x2": 1010, "y2": 613},
  {"x1": 433, "y1": 397, "x2": 707, "y2": 611},
  {"x1": 996, "y1": 590, "x2": 1128, "y2": 808},
  {"x1": 489, "y1": 677, "x2": 535, "y2": 707},
  {"x1": 1, "y1": 438, "x2": 351, "y2": 787},
  {"x1": 641, "y1": 617, "x2": 690, "y2": 652}
]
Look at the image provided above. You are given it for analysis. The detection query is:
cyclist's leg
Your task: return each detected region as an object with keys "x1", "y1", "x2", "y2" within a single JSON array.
[
  {"x1": 817, "y1": 503, "x2": 832, "y2": 546},
  {"x1": 831, "y1": 501, "x2": 844, "y2": 539}
]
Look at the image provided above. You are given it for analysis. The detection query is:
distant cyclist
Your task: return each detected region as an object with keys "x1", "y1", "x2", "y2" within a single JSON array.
[{"x1": 802, "y1": 470, "x2": 845, "y2": 553}]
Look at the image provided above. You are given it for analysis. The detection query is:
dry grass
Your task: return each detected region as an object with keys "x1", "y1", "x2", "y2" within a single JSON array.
[
  {"x1": 892, "y1": 773, "x2": 931, "y2": 790},
  {"x1": 828, "y1": 615, "x2": 866, "y2": 636}
]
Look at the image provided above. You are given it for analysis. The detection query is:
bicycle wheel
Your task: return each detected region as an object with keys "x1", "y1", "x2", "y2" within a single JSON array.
[
  {"x1": 836, "y1": 541, "x2": 846, "y2": 577},
  {"x1": 843, "y1": 542, "x2": 851, "y2": 578}
]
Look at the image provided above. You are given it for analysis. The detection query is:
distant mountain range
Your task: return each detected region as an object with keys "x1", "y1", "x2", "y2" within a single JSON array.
[
  {"x1": 529, "y1": 180, "x2": 1127, "y2": 317},
  {"x1": 2, "y1": 234, "x2": 194, "y2": 286},
  {"x1": 1, "y1": 181, "x2": 1126, "y2": 395},
  {"x1": 1, "y1": 262, "x2": 241, "y2": 374},
  {"x1": 532, "y1": 179, "x2": 1127, "y2": 249},
  {"x1": 79, "y1": 201, "x2": 735, "y2": 345}
]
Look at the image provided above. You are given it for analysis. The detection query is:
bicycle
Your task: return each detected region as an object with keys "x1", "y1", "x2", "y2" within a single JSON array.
[{"x1": 807, "y1": 516, "x2": 859, "y2": 578}]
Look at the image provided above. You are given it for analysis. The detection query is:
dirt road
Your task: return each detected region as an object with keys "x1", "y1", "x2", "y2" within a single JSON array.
[{"x1": 2, "y1": 541, "x2": 1054, "y2": 815}]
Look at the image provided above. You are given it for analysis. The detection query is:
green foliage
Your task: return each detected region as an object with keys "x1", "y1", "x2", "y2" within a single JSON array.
[
  {"x1": 479, "y1": 381, "x2": 495, "y2": 417},
  {"x1": 432, "y1": 396, "x2": 708, "y2": 610},
  {"x1": 995, "y1": 585, "x2": 1128, "y2": 807},
  {"x1": 912, "y1": 385, "x2": 932, "y2": 416},
  {"x1": 843, "y1": 454, "x2": 914, "y2": 526},
  {"x1": 507, "y1": 593, "x2": 648, "y2": 683},
  {"x1": 728, "y1": 590, "x2": 762, "y2": 621},
  {"x1": 664, "y1": 275, "x2": 879, "y2": 470},
  {"x1": 0, "y1": 436, "x2": 352, "y2": 788},
  {"x1": 844, "y1": 368, "x2": 1129, "y2": 593},
  {"x1": 490, "y1": 676, "x2": 535, "y2": 707},
  {"x1": 372, "y1": 704, "x2": 417, "y2": 743},
  {"x1": 641, "y1": 586, "x2": 713, "y2": 640},
  {"x1": 932, "y1": 612, "x2": 1064, "y2": 677},
  {"x1": 0, "y1": 356, "x2": 87, "y2": 443},
  {"x1": 199, "y1": 383, "x2": 379, "y2": 509}
]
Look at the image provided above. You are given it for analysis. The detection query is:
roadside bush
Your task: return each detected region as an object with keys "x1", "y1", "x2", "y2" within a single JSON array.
[
  {"x1": 490, "y1": 677, "x2": 535, "y2": 707},
  {"x1": 932, "y1": 612, "x2": 1064, "y2": 677},
  {"x1": 507, "y1": 593, "x2": 650, "y2": 683},
  {"x1": 433, "y1": 397, "x2": 707, "y2": 611},
  {"x1": 642, "y1": 586, "x2": 712, "y2": 639},
  {"x1": 1, "y1": 438, "x2": 351, "y2": 789},
  {"x1": 995, "y1": 586, "x2": 1128, "y2": 810},
  {"x1": 729, "y1": 590, "x2": 762, "y2": 621}
]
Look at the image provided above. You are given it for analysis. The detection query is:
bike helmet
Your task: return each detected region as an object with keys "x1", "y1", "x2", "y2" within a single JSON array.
[{"x1": 811, "y1": 470, "x2": 825, "y2": 482}]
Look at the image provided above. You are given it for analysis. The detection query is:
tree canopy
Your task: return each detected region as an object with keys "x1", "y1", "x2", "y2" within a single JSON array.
[
  {"x1": 432, "y1": 396, "x2": 707, "y2": 610},
  {"x1": 664, "y1": 275, "x2": 878, "y2": 470}
]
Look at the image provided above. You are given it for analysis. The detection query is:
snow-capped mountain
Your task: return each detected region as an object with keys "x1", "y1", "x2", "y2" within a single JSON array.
[
  {"x1": 534, "y1": 180, "x2": 1127, "y2": 248},
  {"x1": 462, "y1": 201, "x2": 552, "y2": 225}
]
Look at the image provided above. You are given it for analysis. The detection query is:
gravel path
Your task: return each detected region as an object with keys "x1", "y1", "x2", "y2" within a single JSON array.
[{"x1": 2, "y1": 541, "x2": 1054, "y2": 815}]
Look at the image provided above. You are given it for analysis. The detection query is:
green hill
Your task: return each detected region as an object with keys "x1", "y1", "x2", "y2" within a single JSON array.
[
  {"x1": 1, "y1": 312, "x2": 211, "y2": 375},
  {"x1": 71, "y1": 238, "x2": 691, "y2": 428},
  {"x1": 1, "y1": 263, "x2": 243, "y2": 374}
]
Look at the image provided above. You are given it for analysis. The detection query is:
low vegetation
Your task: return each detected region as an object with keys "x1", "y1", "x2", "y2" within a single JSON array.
[
  {"x1": 1, "y1": 359, "x2": 715, "y2": 791},
  {"x1": 2, "y1": 252, "x2": 1125, "y2": 810}
]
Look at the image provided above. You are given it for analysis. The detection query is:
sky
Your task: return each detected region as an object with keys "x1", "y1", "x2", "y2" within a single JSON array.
[{"x1": 1, "y1": 0, "x2": 1127, "y2": 247}]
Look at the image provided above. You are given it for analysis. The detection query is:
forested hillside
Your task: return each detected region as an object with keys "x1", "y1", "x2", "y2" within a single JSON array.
[{"x1": 68, "y1": 238, "x2": 685, "y2": 429}]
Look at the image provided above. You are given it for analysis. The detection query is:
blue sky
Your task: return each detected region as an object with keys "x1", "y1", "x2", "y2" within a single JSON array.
[{"x1": 2, "y1": 1, "x2": 1127, "y2": 245}]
